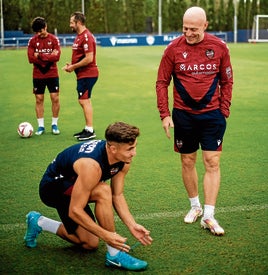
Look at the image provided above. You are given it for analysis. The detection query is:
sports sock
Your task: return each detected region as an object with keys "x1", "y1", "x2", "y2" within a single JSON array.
[
  {"x1": 106, "y1": 244, "x2": 120, "y2": 256},
  {"x1": 37, "y1": 118, "x2": 44, "y2": 128},
  {"x1": 189, "y1": 196, "x2": 201, "y2": 208},
  {"x1": 37, "y1": 216, "x2": 61, "y2": 234},
  {"x1": 203, "y1": 205, "x2": 215, "y2": 219},
  {"x1": 52, "y1": 117, "x2": 58, "y2": 126},
  {"x1": 85, "y1": 126, "x2": 94, "y2": 133}
]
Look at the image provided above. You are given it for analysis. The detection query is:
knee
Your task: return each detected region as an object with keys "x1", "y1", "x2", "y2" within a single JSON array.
[
  {"x1": 203, "y1": 154, "x2": 220, "y2": 171},
  {"x1": 181, "y1": 155, "x2": 196, "y2": 170}
]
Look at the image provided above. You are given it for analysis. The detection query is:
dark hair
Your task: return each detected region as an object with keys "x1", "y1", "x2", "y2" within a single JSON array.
[
  {"x1": 31, "y1": 17, "x2": 46, "y2": 32},
  {"x1": 105, "y1": 122, "x2": 140, "y2": 144},
  {"x1": 71, "y1": 11, "x2": 86, "y2": 24}
]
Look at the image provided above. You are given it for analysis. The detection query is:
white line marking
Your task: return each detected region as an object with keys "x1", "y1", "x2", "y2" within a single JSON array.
[{"x1": 1, "y1": 204, "x2": 267, "y2": 232}]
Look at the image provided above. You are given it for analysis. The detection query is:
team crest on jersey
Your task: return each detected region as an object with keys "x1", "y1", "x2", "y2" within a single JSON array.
[
  {"x1": 110, "y1": 167, "x2": 119, "y2": 175},
  {"x1": 205, "y1": 49, "x2": 214, "y2": 59}
]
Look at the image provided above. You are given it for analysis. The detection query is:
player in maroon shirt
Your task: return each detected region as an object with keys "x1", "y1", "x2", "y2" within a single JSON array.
[
  {"x1": 28, "y1": 17, "x2": 61, "y2": 136},
  {"x1": 63, "y1": 12, "x2": 99, "y2": 141},
  {"x1": 156, "y1": 7, "x2": 233, "y2": 235}
]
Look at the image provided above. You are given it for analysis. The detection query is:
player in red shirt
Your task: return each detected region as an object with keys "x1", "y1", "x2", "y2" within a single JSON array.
[
  {"x1": 27, "y1": 17, "x2": 61, "y2": 135},
  {"x1": 156, "y1": 7, "x2": 233, "y2": 235},
  {"x1": 63, "y1": 12, "x2": 99, "y2": 141}
]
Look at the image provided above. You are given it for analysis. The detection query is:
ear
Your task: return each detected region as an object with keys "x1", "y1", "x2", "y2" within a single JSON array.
[
  {"x1": 204, "y1": 21, "x2": 208, "y2": 31},
  {"x1": 108, "y1": 143, "x2": 118, "y2": 154}
]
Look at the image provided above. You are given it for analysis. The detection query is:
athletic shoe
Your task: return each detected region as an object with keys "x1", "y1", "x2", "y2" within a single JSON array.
[
  {"x1": 35, "y1": 127, "x2": 45, "y2": 136},
  {"x1": 76, "y1": 129, "x2": 96, "y2": 141},
  {"x1": 24, "y1": 211, "x2": 42, "y2": 248},
  {"x1": 73, "y1": 129, "x2": 85, "y2": 138},
  {"x1": 105, "y1": 251, "x2": 148, "y2": 271},
  {"x1": 201, "y1": 217, "x2": 225, "y2": 236},
  {"x1": 184, "y1": 206, "x2": 203, "y2": 223},
  {"x1": 51, "y1": 124, "x2": 60, "y2": 135}
]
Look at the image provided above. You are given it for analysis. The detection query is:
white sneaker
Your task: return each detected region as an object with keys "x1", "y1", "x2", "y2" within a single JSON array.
[
  {"x1": 201, "y1": 217, "x2": 225, "y2": 236},
  {"x1": 184, "y1": 206, "x2": 203, "y2": 223}
]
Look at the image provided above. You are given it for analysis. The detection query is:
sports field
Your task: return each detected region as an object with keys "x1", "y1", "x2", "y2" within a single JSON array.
[{"x1": 0, "y1": 43, "x2": 267, "y2": 274}]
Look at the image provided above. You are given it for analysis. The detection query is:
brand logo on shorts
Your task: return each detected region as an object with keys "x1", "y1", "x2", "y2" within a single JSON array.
[
  {"x1": 217, "y1": 139, "x2": 222, "y2": 146},
  {"x1": 176, "y1": 139, "x2": 183, "y2": 149}
]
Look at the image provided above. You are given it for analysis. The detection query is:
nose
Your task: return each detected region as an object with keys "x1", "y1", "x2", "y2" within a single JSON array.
[{"x1": 131, "y1": 148, "x2": 137, "y2": 157}]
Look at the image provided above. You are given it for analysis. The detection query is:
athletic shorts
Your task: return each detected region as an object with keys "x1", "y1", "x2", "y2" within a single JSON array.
[
  {"x1": 77, "y1": 77, "x2": 98, "y2": 99},
  {"x1": 33, "y1": 78, "x2": 59, "y2": 94},
  {"x1": 172, "y1": 108, "x2": 226, "y2": 154},
  {"x1": 39, "y1": 176, "x2": 95, "y2": 234}
]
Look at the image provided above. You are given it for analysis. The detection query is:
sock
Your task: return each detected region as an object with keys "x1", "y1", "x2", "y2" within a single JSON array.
[
  {"x1": 203, "y1": 205, "x2": 215, "y2": 219},
  {"x1": 52, "y1": 117, "x2": 58, "y2": 126},
  {"x1": 189, "y1": 196, "x2": 201, "y2": 208},
  {"x1": 106, "y1": 244, "x2": 120, "y2": 256},
  {"x1": 85, "y1": 126, "x2": 93, "y2": 133},
  {"x1": 37, "y1": 216, "x2": 61, "y2": 234},
  {"x1": 37, "y1": 118, "x2": 44, "y2": 128}
]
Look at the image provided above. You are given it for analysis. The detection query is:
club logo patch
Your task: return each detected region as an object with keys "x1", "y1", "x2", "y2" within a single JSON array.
[
  {"x1": 176, "y1": 139, "x2": 183, "y2": 149},
  {"x1": 110, "y1": 167, "x2": 119, "y2": 175},
  {"x1": 206, "y1": 49, "x2": 214, "y2": 59}
]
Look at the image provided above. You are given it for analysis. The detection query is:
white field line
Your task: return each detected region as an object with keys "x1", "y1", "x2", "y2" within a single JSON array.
[{"x1": 1, "y1": 204, "x2": 267, "y2": 232}]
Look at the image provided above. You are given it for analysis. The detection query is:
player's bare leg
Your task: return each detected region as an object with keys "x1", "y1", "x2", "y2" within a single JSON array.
[
  {"x1": 181, "y1": 152, "x2": 203, "y2": 223},
  {"x1": 201, "y1": 150, "x2": 224, "y2": 235},
  {"x1": 181, "y1": 152, "x2": 198, "y2": 198},
  {"x1": 50, "y1": 92, "x2": 60, "y2": 119},
  {"x1": 35, "y1": 94, "x2": 45, "y2": 135},
  {"x1": 50, "y1": 92, "x2": 60, "y2": 134},
  {"x1": 78, "y1": 98, "x2": 93, "y2": 128},
  {"x1": 35, "y1": 94, "x2": 44, "y2": 119}
]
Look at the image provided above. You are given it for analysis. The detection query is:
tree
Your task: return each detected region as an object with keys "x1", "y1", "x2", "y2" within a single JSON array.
[
  {"x1": 225, "y1": 0, "x2": 234, "y2": 31},
  {"x1": 259, "y1": 0, "x2": 268, "y2": 14},
  {"x1": 207, "y1": 0, "x2": 216, "y2": 31},
  {"x1": 238, "y1": 0, "x2": 246, "y2": 29}
]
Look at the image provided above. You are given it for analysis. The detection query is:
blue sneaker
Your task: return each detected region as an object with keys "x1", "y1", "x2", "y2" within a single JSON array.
[
  {"x1": 35, "y1": 127, "x2": 45, "y2": 136},
  {"x1": 24, "y1": 211, "x2": 42, "y2": 248},
  {"x1": 105, "y1": 251, "x2": 148, "y2": 271},
  {"x1": 51, "y1": 124, "x2": 60, "y2": 135}
]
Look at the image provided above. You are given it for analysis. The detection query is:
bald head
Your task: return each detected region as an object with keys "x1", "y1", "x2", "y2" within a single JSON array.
[
  {"x1": 184, "y1": 7, "x2": 207, "y2": 22},
  {"x1": 182, "y1": 6, "x2": 208, "y2": 44}
]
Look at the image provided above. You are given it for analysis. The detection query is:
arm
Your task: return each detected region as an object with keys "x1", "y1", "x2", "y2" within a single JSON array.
[
  {"x1": 219, "y1": 46, "x2": 233, "y2": 118},
  {"x1": 69, "y1": 158, "x2": 126, "y2": 249},
  {"x1": 27, "y1": 38, "x2": 43, "y2": 65},
  {"x1": 111, "y1": 164, "x2": 153, "y2": 246},
  {"x1": 156, "y1": 49, "x2": 174, "y2": 138},
  {"x1": 62, "y1": 52, "x2": 93, "y2": 73},
  {"x1": 37, "y1": 37, "x2": 61, "y2": 63}
]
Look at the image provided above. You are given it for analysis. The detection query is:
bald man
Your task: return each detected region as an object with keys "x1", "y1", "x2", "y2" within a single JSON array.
[{"x1": 156, "y1": 7, "x2": 233, "y2": 236}]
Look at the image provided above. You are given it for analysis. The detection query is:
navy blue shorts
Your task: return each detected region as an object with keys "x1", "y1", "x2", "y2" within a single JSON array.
[
  {"x1": 39, "y1": 176, "x2": 95, "y2": 234},
  {"x1": 172, "y1": 108, "x2": 226, "y2": 153},
  {"x1": 77, "y1": 77, "x2": 98, "y2": 100},
  {"x1": 33, "y1": 78, "x2": 59, "y2": 94}
]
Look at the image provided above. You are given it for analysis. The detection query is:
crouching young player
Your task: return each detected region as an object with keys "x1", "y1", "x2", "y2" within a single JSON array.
[{"x1": 24, "y1": 121, "x2": 153, "y2": 271}]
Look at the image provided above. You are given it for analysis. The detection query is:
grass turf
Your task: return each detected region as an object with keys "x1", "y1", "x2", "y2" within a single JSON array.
[{"x1": 0, "y1": 43, "x2": 267, "y2": 274}]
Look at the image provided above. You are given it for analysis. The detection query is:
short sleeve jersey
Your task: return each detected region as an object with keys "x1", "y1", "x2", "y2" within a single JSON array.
[
  {"x1": 27, "y1": 33, "x2": 60, "y2": 79},
  {"x1": 72, "y1": 28, "x2": 99, "y2": 79},
  {"x1": 43, "y1": 140, "x2": 124, "y2": 187},
  {"x1": 156, "y1": 33, "x2": 233, "y2": 118}
]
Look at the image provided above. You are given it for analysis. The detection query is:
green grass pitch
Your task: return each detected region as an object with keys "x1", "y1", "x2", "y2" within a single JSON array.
[{"x1": 0, "y1": 43, "x2": 267, "y2": 274}]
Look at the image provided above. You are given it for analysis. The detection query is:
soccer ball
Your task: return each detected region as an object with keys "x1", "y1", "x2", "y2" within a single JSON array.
[{"x1": 17, "y1": 122, "x2": 34, "y2": 138}]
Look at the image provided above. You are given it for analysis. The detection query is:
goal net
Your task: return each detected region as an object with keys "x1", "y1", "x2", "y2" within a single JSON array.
[{"x1": 248, "y1": 15, "x2": 268, "y2": 42}]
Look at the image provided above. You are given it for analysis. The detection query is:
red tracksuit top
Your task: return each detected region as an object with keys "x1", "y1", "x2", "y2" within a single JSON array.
[
  {"x1": 156, "y1": 33, "x2": 233, "y2": 119},
  {"x1": 27, "y1": 33, "x2": 60, "y2": 79}
]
